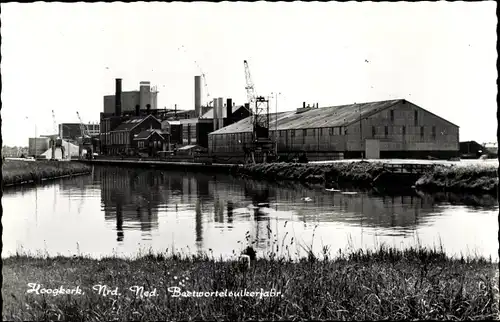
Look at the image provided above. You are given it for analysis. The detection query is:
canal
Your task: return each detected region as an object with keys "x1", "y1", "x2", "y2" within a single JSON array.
[{"x1": 2, "y1": 166, "x2": 498, "y2": 260}]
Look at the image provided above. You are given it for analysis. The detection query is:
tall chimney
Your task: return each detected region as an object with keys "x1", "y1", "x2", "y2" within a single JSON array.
[
  {"x1": 115, "y1": 78, "x2": 122, "y2": 116},
  {"x1": 303, "y1": 102, "x2": 306, "y2": 108},
  {"x1": 194, "y1": 76, "x2": 202, "y2": 118},
  {"x1": 213, "y1": 98, "x2": 218, "y2": 131},
  {"x1": 226, "y1": 98, "x2": 233, "y2": 125},
  {"x1": 135, "y1": 105, "x2": 140, "y2": 116},
  {"x1": 217, "y1": 97, "x2": 224, "y2": 129}
]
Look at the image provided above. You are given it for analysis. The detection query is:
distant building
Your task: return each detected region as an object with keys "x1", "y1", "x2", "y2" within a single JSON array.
[
  {"x1": 208, "y1": 99, "x2": 460, "y2": 162},
  {"x1": 460, "y1": 141, "x2": 485, "y2": 159},
  {"x1": 103, "y1": 81, "x2": 158, "y2": 114},
  {"x1": 28, "y1": 137, "x2": 50, "y2": 156},
  {"x1": 59, "y1": 123, "x2": 100, "y2": 141}
]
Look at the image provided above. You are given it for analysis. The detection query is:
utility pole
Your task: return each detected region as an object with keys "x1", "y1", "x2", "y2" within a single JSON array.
[
  {"x1": 271, "y1": 92, "x2": 281, "y2": 157},
  {"x1": 360, "y1": 107, "x2": 364, "y2": 160}
]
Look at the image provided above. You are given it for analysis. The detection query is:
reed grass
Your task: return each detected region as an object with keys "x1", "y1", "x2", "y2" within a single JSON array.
[
  {"x1": 3, "y1": 241, "x2": 498, "y2": 321},
  {"x1": 2, "y1": 160, "x2": 91, "y2": 186}
]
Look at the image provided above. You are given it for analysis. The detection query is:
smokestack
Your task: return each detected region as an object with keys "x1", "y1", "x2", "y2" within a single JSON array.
[
  {"x1": 135, "y1": 105, "x2": 140, "y2": 116},
  {"x1": 213, "y1": 98, "x2": 218, "y2": 130},
  {"x1": 303, "y1": 102, "x2": 306, "y2": 108},
  {"x1": 218, "y1": 98, "x2": 224, "y2": 129},
  {"x1": 194, "y1": 76, "x2": 202, "y2": 118},
  {"x1": 115, "y1": 78, "x2": 122, "y2": 116},
  {"x1": 146, "y1": 104, "x2": 151, "y2": 114},
  {"x1": 226, "y1": 98, "x2": 233, "y2": 125}
]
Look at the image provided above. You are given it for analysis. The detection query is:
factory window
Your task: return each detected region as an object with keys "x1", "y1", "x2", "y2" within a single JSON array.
[
  {"x1": 329, "y1": 127, "x2": 334, "y2": 135},
  {"x1": 402, "y1": 126, "x2": 406, "y2": 136},
  {"x1": 372, "y1": 126, "x2": 376, "y2": 137},
  {"x1": 303, "y1": 129, "x2": 307, "y2": 137},
  {"x1": 344, "y1": 127, "x2": 348, "y2": 135},
  {"x1": 334, "y1": 127, "x2": 340, "y2": 135},
  {"x1": 432, "y1": 126, "x2": 436, "y2": 140},
  {"x1": 312, "y1": 129, "x2": 316, "y2": 136},
  {"x1": 420, "y1": 126, "x2": 424, "y2": 139},
  {"x1": 319, "y1": 128, "x2": 323, "y2": 136},
  {"x1": 291, "y1": 130, "x2": 295, "y2": 137},
  {"x1": 390, "y1": 110, "x2": 394, "y2": 122},
  {"x1": 384, "y1": 126, "x2": 388, "y2": 137},
  {"x1": 414, "y1": 111, "x2": 418, "y2": 126}
]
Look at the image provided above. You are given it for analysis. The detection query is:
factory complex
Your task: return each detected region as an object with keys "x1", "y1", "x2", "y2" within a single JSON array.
[{"x1": 27, "y1": 61, "x2": 460, "y2": 163}]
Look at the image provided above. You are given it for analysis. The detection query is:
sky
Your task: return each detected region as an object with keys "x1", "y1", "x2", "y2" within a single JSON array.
[{"x1": 1, "y1": 2, "x2": 497, "y2": 147}]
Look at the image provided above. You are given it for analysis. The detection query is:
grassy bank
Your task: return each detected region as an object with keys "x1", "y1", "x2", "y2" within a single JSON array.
[
  {"x1": 233, "y1": 162, "x2": 386, "y2": 186},
  {"x1": 2, "y1": 246, "x2": 498, "y2": 321},
  {"x1": 415, "y1": 164, "x2": 498, "y2": 193},
  {"x1": 2, "y1": 160, "x2": 91, "y2": 186},
  {"x1": 233, "y1": 162, "x2": 498, "y2": 193}
]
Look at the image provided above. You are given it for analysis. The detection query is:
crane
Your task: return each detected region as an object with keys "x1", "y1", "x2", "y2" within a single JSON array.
[
  {"x1": 76, "y1": 111, "x2": 93, "y2": 159},
  {"x1": 51, "y1": 110, "x2": 58, "y2": 136},
  {"x1": 76, "y1": 111, "x2": 90, "y2": 138},
  {"x1": 242, "y1": 60, "x2": 272, "y2": 164},
  {"x1": 244, "y1": 60, "x2": 257, "y2": 106},
  {"x1": 178, "y1": 45, "x2": 212, "y2": 106}
]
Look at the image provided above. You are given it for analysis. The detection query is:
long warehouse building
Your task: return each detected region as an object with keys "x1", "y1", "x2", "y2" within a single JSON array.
[{"x1": 208, "y1": 99, "x2": 459, "y2": 162}]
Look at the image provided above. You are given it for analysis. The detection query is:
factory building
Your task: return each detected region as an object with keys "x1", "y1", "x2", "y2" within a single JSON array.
[
  {"x1": 28, "y1": 137, "x2": 50, "y2": 156},
  {"x1": 99, "y1": 77, "x2": 249, "y2": 155},
  {"x1": 104, "y1": 114, "x2": 165, "y2": 155},
  {"x1": 208, "y1": 99, "x2": 459, "y2": 162},
  {"x1": 174, "y1": 76, "x2": 251, "y2": 148},
  {"x1": 59, "y1": 123, "x2": 100, "y2": 142},
  {"x1": 103, "y1": 81, "x2": 158, "y2": 114}
]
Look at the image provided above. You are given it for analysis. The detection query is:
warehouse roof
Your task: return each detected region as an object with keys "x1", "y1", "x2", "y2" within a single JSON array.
[
  {"x1": 209, "y1": 99, "x2": 403, "y2": 135},
  {"x1": 209, "y1": 99, "x2": 458, "y2": 135}
]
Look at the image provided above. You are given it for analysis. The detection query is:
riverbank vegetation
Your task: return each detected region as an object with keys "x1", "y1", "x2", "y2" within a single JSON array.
[
  {"x1": 415, "y1": 164, "x2": 498, "y2": 193},
  {"x1": 3, "y1": 245, "x2": 498, "y2": 321},
  {"x1": 2, "y1": 160, "x2": 91, "y2": 187},
  {"x1": 233, "y1": 162, "x2": 498, "y2": 194}
]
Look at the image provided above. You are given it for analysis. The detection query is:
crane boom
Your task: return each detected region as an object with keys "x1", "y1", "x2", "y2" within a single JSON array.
[
  {"x1": 244, "y1": 60, "x2": 257, "y2": 105},
  {"x1": 178, "y1": 45, "x2": 212, "y2": 106},
  {"x1": 76, "y1": 112, "x2": 90, "y2": 138},
  {"x1": 51, "y1": 110, "x2": 58, "y2": 136}
]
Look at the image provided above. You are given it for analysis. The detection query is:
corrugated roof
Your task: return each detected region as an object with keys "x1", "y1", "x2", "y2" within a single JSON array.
[
  {"x1": 209, "y1": 99, "x2": 402, "y2": 135},
  {"x1": 133, "y1": 129, "x2": 164, "y2": 140},
  {"x1": 113, "y1": 115, "x2": 159, "y2": 131}
]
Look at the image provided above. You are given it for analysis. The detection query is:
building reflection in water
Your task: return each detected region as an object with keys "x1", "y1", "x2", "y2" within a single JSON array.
[
  {"x1": 98, "y1": 167, "x2": 164, "y2": 242},
  {"x1": 82, "y1": 166, "x2": 498, "y2": 251}
]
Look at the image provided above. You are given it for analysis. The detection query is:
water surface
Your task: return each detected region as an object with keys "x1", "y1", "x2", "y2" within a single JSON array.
[{"x1": 2, "y1": 166, "x2": 498, "y2": 260}]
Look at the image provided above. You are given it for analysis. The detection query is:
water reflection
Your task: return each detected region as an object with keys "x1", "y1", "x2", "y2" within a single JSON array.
[{"x1": 2, "y1": 166, "x2": 497, "y2": 260}]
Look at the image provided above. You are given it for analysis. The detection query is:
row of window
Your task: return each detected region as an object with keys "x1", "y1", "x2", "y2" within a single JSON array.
[
  {"x1": 112, "y1": 132, "x2": 129, "y2": 145},
  {"x1": 137, "y1": 141, "x2": 163, "y2": 148},
  {"x1": 218, "y1": 125, "x2": 440, "y2": 141},
  {"x1": 371, "y1": 125, "x2": 437, "y2": 139}
]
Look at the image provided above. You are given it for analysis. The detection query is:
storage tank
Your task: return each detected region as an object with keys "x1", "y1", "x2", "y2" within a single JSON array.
[{"x1": 139, "y1": 81, "x2": 151, "y2": 109}]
